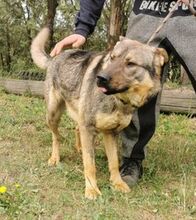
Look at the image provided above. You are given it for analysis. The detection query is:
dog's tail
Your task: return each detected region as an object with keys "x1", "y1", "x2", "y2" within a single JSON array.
[{"x1": 31, "y1": 27, "x2": 51, "y2": 69}]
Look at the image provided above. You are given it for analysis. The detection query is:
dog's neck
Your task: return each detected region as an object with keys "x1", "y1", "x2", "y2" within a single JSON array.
[
  {"x1": 114, "y1": 93, "x2": 136, "y2": 113},
  {"x1": 115, "y1": 86, "x2": 151, "y2": 110}
]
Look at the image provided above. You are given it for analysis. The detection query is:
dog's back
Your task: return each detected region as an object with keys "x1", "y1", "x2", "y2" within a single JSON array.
[
  {"x1": 31, "y1": 28, "x2": 95, "y2": 100},
  {"x1": 46, "y1": 49, "x2": 96, "y2": 100}
]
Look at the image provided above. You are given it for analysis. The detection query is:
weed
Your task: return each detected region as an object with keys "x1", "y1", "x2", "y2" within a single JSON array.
[{"x1": 0, "y1": 90, "x2": 195, "y2": 219}]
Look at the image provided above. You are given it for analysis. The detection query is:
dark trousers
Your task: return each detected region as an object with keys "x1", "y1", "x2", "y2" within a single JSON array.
[{"x1": 121, "y1": 2, "x2": 196, "y2": 161}]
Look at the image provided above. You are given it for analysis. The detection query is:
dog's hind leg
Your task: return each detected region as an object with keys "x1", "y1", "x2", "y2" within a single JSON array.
[
  {"x1": 46, "y1": 87, "x2": 65, "y2": 166},
  {"x1": 103, "y1": 132, "x2": 130, "y2": 193},
  {"x1": 79, "y1": 125, "x2": 101, "y2": 199}
]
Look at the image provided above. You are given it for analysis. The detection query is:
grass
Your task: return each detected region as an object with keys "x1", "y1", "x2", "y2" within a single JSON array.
[{"x1": 0, "y1": 88, "x2": 195, "y2": 220}]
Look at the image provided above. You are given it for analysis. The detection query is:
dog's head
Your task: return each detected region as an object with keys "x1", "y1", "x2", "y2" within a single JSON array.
[{"x1": 97, "y1": 37, "x2": 168, "y2": 106}]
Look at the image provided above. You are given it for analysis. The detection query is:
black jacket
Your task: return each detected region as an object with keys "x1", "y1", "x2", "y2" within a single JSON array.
[{"x1": 75, "y1": 0, "x2": 105, "y2": 38}]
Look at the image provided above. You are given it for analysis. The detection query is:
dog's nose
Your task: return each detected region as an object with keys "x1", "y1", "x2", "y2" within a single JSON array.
[{"x1": 97, "y1": 74, "x2": 111, "y2": 87}]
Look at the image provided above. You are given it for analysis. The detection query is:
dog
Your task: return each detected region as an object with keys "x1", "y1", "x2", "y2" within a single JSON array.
[{"x1": 31, "y1": 27, "x2": 168, "y2": 200}]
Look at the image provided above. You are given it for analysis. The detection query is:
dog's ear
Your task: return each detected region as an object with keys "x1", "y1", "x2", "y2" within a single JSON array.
[{"x1": 155, "y1": 48, "x2": 169, "y2": 66}]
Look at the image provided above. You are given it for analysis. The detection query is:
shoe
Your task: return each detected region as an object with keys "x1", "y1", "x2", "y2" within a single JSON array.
[{"x1": 120, "y1": 158, "x2": 143, "y2": 187}]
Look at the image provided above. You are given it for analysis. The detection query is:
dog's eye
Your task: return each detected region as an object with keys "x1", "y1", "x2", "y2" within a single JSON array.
[{"x1": 126, "y1": 61, "x2": 135, "y2": 67}]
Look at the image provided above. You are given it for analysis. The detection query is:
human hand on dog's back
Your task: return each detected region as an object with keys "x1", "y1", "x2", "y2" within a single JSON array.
[
  {"x1": 50, "y1": 0, "x2": 106, "y2": 57},
  {"x1": 50, "y1": 34, "x2": 86, "y2": 57}
]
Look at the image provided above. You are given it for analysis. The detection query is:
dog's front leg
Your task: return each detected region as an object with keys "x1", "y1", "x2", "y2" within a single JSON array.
[
  {"x1": 79, "y1": 125, "x2": 101, "y2": 200},
  {"x1": 75, "y1": 126, "x2": 81, "y2": 152},
  {"x1": 103, "y1": 132, "x2": 130, "y2": 193}
]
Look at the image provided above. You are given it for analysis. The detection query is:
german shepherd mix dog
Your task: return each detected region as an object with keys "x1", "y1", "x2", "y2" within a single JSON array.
[{"x1": 31, "y1": 28, "x2": 168, "y2": 200}]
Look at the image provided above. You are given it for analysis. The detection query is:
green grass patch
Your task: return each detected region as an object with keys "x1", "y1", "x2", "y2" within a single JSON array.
[{"x1": 0, "y1": 89, "x2": 195, "y2": 219}]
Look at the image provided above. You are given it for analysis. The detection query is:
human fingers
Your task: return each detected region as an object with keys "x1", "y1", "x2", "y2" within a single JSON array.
[
  {"x1": 72, "y1": 35, "x2": 86, "y2": 48},
  {"x1": 50, "y1": 34, "x2": 86, "y2": 57},
  {"x1": 50, "y1": 35, "x2": 76, "y2": 57}
]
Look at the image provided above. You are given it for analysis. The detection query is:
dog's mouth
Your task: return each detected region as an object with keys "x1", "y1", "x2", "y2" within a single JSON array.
[
  {"x1": 97, "y1": 76, "x2": 128, "y2": 95},
  {"x1": 98, "y1": 86, "x2": 129, "y2": 95}
]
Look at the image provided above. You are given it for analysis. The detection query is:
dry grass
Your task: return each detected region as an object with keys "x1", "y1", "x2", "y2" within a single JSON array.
[{"x1": 0, "y1": 89, "x2": 195, "y2": 220}]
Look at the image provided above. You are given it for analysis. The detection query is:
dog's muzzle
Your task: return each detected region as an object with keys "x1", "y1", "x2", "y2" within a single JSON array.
[
  {"x1": 97, "y1": 74, "x2": 128, "y2": 95},
  {"x1": 97, "y1": 74, "x2": 111, "y2": 88}
]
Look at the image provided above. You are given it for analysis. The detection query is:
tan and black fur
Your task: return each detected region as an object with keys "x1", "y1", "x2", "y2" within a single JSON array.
[{"x1": 31, "y1": 28, "x2": 168, "y2": 200}]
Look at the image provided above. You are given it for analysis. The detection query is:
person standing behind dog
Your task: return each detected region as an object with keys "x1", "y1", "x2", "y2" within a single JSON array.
[{"x1": 50, "y1": 0, "x2": 196, "y2": 187}]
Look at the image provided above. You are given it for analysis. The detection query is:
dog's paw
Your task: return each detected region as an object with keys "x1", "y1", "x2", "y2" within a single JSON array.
[
  {"x1": 85, "y1": 187, "x2": 102, "y2": 200},
  {"x1": 113, "y1": 181, "x2": 130, "y2": 193},
  {"x1": 48, "y1": 156, "x2": 60, "y2": 166}
]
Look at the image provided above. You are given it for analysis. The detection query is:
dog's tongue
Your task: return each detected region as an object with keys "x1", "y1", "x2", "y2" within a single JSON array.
[{"x1": 99, "y1": 87, "x2": 107, "y2": 93}]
